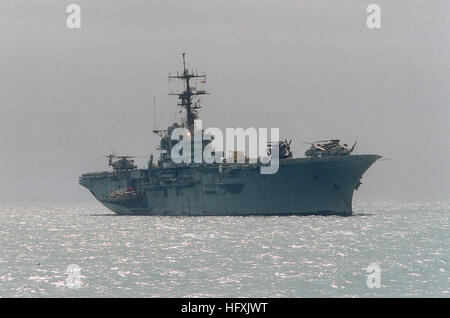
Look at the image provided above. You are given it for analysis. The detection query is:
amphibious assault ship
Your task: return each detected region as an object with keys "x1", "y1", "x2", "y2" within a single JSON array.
[{"x1": 79, "y1": 54, "x2": 381, "y2": 216}]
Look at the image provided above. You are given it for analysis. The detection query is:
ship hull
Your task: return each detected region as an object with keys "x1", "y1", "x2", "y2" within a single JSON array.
[{"x1": 80, "y1": 155, "x2": 380, "y2": 216}]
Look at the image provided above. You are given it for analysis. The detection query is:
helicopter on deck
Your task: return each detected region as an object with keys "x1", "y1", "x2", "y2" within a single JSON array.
[
  {"x1": 304, "y1": 139, "x2": 356, "y2": 157},
  {"x1": 267, "y1": 139, "x2": 293, "y2": 159},
  {"x1": 106, "y1": 154, "x2": 138, "y2": 171}
]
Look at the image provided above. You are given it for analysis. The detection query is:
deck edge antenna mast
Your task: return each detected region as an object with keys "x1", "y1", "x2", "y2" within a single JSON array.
[
  {"x1": 168, "y1": 53, "x2": 208, "y2": 132},
  {"x1": 152, "y1": 96, "x2": 157, "y2": 131}
]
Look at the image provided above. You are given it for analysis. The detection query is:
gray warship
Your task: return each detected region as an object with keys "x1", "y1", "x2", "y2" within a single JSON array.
[{"x1": 79, "y1": 54, "x2": 381, "y2": 216}]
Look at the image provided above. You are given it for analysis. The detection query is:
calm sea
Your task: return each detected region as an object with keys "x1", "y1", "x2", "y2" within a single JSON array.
[{"x1": 0, "y1": 201, "x2": 448, "y2": 297}]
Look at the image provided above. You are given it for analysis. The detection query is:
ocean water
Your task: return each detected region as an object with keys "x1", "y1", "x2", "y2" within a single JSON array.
[{"x1": 0, "y1": 201, "x2": 448, "y2": 298}]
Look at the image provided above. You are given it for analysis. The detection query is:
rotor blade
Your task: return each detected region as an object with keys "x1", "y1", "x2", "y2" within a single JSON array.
[
  {"x1": 313, "y1": 139, "x2": 340, "y2": 143},
  {"x1": 313, "y1": 145, "x2": 326, "y2": 151}
]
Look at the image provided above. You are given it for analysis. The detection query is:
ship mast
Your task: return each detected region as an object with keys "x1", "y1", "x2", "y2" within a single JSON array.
[{"x1": 168, "y1": 53, "x2": 208, "y2": 132}]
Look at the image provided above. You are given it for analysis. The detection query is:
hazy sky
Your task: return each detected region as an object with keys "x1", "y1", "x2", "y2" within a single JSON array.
[{"x1": 0, "y1": 0, "x2": 448, "y2": 202}]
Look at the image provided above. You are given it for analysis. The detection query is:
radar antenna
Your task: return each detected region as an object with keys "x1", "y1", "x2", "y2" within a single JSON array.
[{"x1": 168, "y1": 53, "x2": 208, "y2": 132}]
